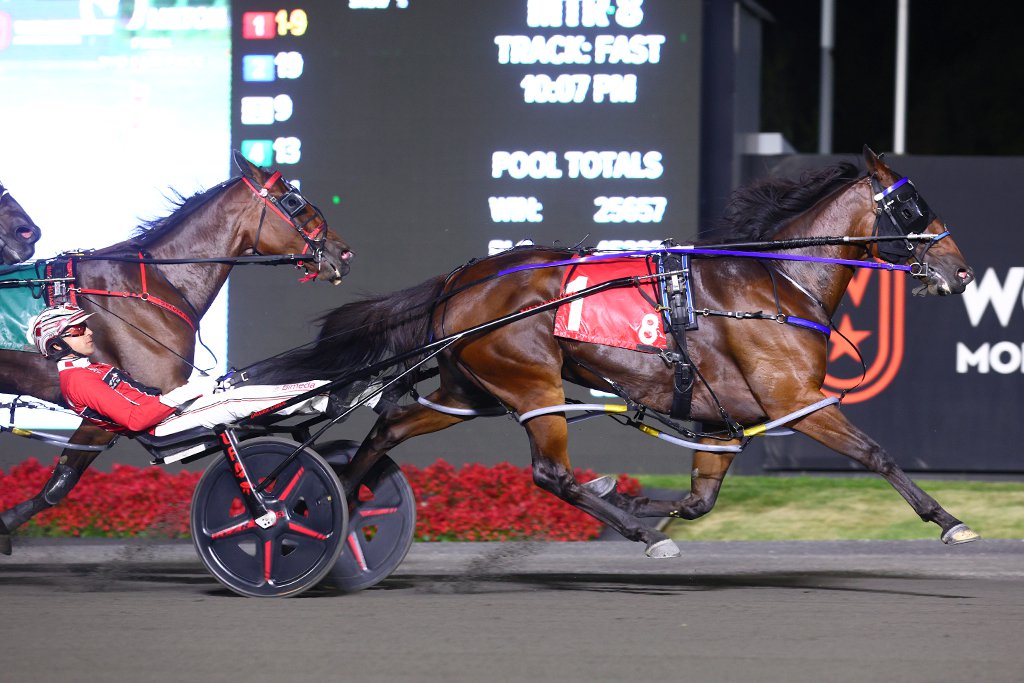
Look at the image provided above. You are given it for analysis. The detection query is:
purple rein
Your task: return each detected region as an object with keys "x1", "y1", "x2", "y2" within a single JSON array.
[
  {"x1": 493, "y1": 235, "x2": 945, "y2": 340},
  {"x1": 497, "y1": 246, "x2": 916, "y2": 278}
]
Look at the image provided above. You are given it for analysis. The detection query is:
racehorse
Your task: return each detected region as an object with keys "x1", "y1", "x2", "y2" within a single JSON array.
[
  {"x1": 0, "y1": 152, "x2": 352, "y2": 551},
  {"x1": 0, "y1": 180, "x2": 42, "y2": 264},
  {"x1": 256, "y1": 147, "x2": 978, "y2": 557}
]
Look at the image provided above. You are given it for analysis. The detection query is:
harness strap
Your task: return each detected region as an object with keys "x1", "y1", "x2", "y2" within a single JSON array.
[
  {"x1": 513, "y1": 396, "x2": 841, "y2": 451},
  {"x1": 241, "y1": 173, "x2": 323, "y2": 260},
  {"x1": 0, "y1": 424, "x2": 113, "y2": 452},
  {"x1": 415, "y1": 395, "x2": 506, "y2": 417},
  {"x1": 742, "y1": 396, "x2": 840, "y2": 436},
  {"x1": 72, "y1": 252, "x2": 197, "y2": 331},
  {"x1": 655, "y1": 252, "x2": 696, "y2": 419}
]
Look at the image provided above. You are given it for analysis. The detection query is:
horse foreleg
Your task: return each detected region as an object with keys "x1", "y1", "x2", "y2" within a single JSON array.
[
  {"x1": 598, "y1": 445, "x2": 739, "y2": 521},
  {"x1": 1, "y1": 425, "x2": 113, "y2": 555},
  {"x1": 794, "y1": 404, "x2": 979, "y2": 544},
  {"x1": 523, "y1": 414, "x2": 680, "y2": 558}
]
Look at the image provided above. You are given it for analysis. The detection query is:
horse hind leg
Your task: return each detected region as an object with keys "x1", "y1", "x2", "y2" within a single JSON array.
[
  {"x1": 523, "y1": 414, "x2": 680, "y2": 558},
  {"x1": 339, "y1": 390, "x2": 471, "y2": 497}
]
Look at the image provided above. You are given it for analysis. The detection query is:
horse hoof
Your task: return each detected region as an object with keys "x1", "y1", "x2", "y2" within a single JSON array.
[
  {"x1": 645, "y1": 538, "x2": 681, "y2": 558},
  {"x1": 582, "y1": 475, "x2": 617, "y2": 498},
  {"x1": 941, "y1": 523, "x2": 980, "y2": 545}
]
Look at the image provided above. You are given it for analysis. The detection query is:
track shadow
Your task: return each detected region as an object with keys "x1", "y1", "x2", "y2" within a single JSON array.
[
  {"x1": 0, "y1": 565, "x2": 975, "y2": 600},
  {"x1": 0, "y1": 563, "x2": 216, "y2": 593},
  {"x1": 382, "y1": 571, "x2": 973, "y2": 599}
]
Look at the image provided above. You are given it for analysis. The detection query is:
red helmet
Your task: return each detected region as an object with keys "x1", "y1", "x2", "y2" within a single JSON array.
[{"x1": 27, "y1": 304, "x2": 94, "y2": 358}]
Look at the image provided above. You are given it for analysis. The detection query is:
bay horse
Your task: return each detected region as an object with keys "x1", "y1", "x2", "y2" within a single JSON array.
[
  {"x1": 256, "y1": 147, "x2": 979, "y2": 558},
  {"x1": 0, "y1": 152, "x2": 352, "y2": 553},
  {"x1": 0, "y1": 180, "x2": 42, "y2": 264}
]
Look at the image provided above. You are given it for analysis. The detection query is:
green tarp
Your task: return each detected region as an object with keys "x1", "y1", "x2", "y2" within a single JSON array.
[{"x1": 0, "y1": 265, "x2": 47, "y2": 353}]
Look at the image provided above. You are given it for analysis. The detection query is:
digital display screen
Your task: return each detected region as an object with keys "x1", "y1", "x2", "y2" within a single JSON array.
[
  {"x1": 1, "y1": 0, "x2": 231, "y2": 428},
  {"x1": 231, "y1": 0, "x2": 703, "y2": 277}
]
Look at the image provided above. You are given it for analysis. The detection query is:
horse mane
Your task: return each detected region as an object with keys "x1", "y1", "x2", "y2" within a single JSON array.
[
  {"x1": 703, "y1": 161, "x2": 862, "y2": 243},
  {"x1": 248, "y1": 274, "x2": 449, "y2": 384},
  {"x1": 126, "y1": 177, "x2": 240, "y2": 247}
]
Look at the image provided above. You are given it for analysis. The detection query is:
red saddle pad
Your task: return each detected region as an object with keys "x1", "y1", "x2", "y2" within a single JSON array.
[{"x1": 553, "y1": 257, "x2": 667, "y2": 351}]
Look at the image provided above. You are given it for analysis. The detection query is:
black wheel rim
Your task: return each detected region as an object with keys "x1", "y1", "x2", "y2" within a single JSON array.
[
  {"x1": 191, "y1": 438, "x2": 347, "y2": 598},
  {"x1": 328, "y1": 455, "x2": 416, "y2": 592}
]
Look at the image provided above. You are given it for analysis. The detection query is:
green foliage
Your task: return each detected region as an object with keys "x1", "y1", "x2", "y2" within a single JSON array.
[{"x1": 636, "y1": 475, "x2": 1024, "y2": 541}]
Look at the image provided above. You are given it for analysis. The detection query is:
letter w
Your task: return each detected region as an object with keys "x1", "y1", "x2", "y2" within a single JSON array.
[{"x1": 962, "y1": 267, "x2": 1024, "y2": 327}]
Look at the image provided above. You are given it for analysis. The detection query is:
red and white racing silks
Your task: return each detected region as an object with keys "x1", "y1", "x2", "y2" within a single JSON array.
[
  {"x1": 58, "y1": 357, "x2": 175, "y2": 433},
  {"x1": 58, "y1": 359, "x2": 330, "y2": 436}
]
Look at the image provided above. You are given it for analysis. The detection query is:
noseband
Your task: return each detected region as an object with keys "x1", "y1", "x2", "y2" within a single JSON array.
[
  {"x1": 870, "y1": 174, "x2": 950, "y2": 279},
  {"x1": 241, "y1": 172, "x2": 329, "y2": 270}
]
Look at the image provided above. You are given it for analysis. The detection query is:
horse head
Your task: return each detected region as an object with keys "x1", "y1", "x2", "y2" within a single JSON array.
[
  {"x1": 863, "y1": 146, "x2": 974, "y2": 296},
  {"x1": 0, "y1": 180, "x2": 42, "y2": 264},
  {"x1": 232, "y1": 151, "x2": 353, "y2": 285}
]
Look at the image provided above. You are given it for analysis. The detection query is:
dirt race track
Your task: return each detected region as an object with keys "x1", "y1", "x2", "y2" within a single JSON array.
[{"x1": 1, "y1": 539, "x2": 1022, "y2": 682}]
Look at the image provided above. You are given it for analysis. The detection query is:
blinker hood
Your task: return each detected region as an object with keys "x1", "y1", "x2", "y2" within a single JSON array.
[{"x1": 872, "y1": 176, "x2": 937, "y2": 263}]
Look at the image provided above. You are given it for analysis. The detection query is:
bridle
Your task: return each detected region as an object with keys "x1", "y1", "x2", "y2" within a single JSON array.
[
  {"x1": 869, "y1": 174, "x2": 951, "y2": 282},
  {"x1": 241, "y1": 171, "x2": 332, "y2": 280}
]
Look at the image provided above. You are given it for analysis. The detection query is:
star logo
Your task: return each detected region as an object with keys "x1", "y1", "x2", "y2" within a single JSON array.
[
  {"x1": 823, "y1": 269, "x2": 905, "y2": 404},
  {"x1": 828, "y1": 314, "x2": 872, "y2": 362}
]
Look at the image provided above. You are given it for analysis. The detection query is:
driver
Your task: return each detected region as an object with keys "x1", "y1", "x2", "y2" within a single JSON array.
[
  {"x1": 25, "y1": 303, "x2": 330, "y2": 435},
  {"x1": 0, "y1": 304, "x2": 331, "y2": 555}
]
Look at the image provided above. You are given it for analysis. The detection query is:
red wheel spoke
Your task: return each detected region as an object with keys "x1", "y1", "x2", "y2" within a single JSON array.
[
  {"x1": 209, "y1": 518, "x2": 256, "y2": 539},
  {"x1": 278, "y1": 466, "x2": 305, "y2": 501},
  {"x1": 357, "y1": 507, "x2": 398, "y2": 518},
  {"x1": 346, "y1": 532, "x2": 369, "y2": 571},
  {"x1": 287, "y1": 521, "x2": 328, "y2": 540},
  {"x1": 263, "y1": 540, "x2": 273, "y2": 582}
]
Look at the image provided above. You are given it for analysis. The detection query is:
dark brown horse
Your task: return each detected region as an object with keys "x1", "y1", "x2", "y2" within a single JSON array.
[
  {"x1": 0, "y1": 152, "x2": 352, "y2": 553},
  {"x1": 0, "y1": 180, "x2": 42, "y2": 265},
  {"x1": 259, "y1": 148, "x2": 978, "y2": 557}
]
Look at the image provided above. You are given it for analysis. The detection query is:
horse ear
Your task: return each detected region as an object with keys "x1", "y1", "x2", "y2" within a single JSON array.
[
  {"x1": 863, "y1": 145, "x2": 883, "y2": 172},
  {"x1": 232, "y1": 149, "x2": 264, "y2": 182}
]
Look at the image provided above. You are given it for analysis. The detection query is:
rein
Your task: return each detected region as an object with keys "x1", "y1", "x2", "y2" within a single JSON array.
[
  {"x1": 69, "y1": 251, "x2": 197, "y2": 331},
  {"x1": 495, "y1": 242, "x2": 929, "y2": 278}
]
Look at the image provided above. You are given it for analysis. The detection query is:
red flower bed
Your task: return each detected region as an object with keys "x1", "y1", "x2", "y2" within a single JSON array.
[
  {"x1": 0, "y1": 457, "x2": 641, "y2": 541},
  {"x1": 404, "y1": 460, "x2": 641, "y2": 541},
  {"x1": 0, "y1": 458, "x2": 200, "y2": 538}
]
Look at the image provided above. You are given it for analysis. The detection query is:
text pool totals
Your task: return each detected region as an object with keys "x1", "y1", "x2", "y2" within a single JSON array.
[{"x1": 229, "y1": 1, "x2": 703, "y2": 283}]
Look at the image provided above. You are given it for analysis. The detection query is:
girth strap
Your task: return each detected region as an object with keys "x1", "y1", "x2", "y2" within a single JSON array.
[{"x1": 655, "y1": 252, "x2": 697, "y2": 419}]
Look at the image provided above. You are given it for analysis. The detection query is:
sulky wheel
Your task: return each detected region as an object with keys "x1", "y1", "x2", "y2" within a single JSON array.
[
  {"x1": 318, "y1": 440, "x2": 416, "y2": 593},
  {"x1": 190, "y1": 437, "x2": 347, "y2": 598}
]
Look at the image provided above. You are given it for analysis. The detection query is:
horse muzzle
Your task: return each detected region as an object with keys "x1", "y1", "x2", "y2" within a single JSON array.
[
  {"x1": 912, "y1": 264, "x2": 974, "y2": 297},
  {"x1": 1, "y1": 224, "x2": 40, "y2": 263},
  {"x1": 17, "y1": 224, "x2": 40, "y2": 245},
  {"x1": 315, "y1": 248, "x2": 353, "y2": 286}
]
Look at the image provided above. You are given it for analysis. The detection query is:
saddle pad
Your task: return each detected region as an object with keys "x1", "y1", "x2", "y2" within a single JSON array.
[
  {"x1": 553, "y1": 257, "x2": 667, "y2": 351},
  {"x1": 0, "y1": 265, "x2": 46, "y2": 353}
]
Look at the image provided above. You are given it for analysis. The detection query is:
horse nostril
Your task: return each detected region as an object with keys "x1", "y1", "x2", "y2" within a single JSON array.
[
  {"x1": 16, "y1": 226, "x2": 36, "y2": 241},
  {"x1": 957, "y1": 269, "x2": 973, "y2": 284}
]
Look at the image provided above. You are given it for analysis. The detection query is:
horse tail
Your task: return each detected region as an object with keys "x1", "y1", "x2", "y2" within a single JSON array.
[{"x1": 249, "y1": 275, "x2": 448, "y2": 384}]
